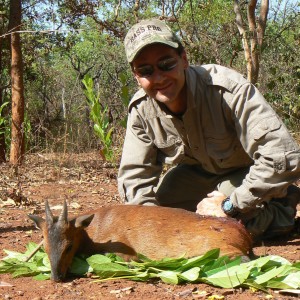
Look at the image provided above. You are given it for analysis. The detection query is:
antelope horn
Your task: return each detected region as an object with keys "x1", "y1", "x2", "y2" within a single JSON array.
[
  {"x1": 45, "y1": 200, "x2": 54, "y2": 225},
  {"x1": 58, "y1": 200, "x2": 68, "y2": 223}
]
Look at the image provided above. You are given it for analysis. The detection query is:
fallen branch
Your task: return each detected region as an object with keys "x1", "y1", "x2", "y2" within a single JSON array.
[{"x1": 24, "y1": 240, "x2": 44, "y2": 262}]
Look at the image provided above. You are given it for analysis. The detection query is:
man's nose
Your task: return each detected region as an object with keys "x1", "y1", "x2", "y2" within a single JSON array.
[{"x1": 151, "y1": 68, "x2": 165, "y2": 83}]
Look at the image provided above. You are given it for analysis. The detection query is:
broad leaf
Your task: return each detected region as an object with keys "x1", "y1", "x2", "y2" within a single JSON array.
[
  {"x1": 177, "y1": 249, "x2": 220, "y2": 272},
  {"x1": 70, "y1": 256, "x2": 91, "y2": 275},
  {"x1": 205, "y1": 264, "x2": 250, "y2": 288},
  {"x1": 157, "y1": 270, "x2": 179, "y2": 284},
  {"x1": 204, "y1": 257, "x2": 241, "y2": 276},
  {"x1": 90, "y1": 262, "x2": 134, "y2": 278},
  {"x1": 179, "y1": 267, "x2": 200, "y2": 282},
  {"x1": 33, "y1": 273, "x2": 51, "y2": 281},
  {"x1": 265, "y1": 271, "x2": 300, "y2": 289},
  {"x1": 86, "y1": 254, "x2": 112, "y2": 267},
  {"x1": 254, "y1": 265, "x2": 295, "y2": 285}
]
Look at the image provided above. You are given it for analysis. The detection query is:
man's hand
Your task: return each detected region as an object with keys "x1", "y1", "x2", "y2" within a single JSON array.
[{"x1": 196, "y1": 191, "x2": 227, "y2": 217}]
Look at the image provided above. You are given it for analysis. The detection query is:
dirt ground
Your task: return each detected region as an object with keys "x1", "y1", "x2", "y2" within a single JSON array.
[{"x1": 1, "y1": 152, "x2": 300, "y2": 300}]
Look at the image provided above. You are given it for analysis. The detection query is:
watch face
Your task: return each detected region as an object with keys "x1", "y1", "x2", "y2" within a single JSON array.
[
  {"x1": 222, "y1": 198, "x2": 237, "y2": 216},
  {"x1": 223, "y1": 199, "x2": 233, "y2": 212}
]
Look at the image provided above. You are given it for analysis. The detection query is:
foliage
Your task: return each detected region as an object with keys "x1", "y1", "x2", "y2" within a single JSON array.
[
  {"x1": 177, "y1": 0, "x2": 237, "y2": 66},
  {"x1": 0, "y1": 242, "x2": 51, "y2": 280},
  {"x1": 0, "y1": 101, "x2": 10, "y2": 151},
  {"x1": 2, "y1": 243, "x2": 300, "y2": 292},
  {"x1": 0, "y1": 101, "x2": 9, "y2": 135},
  {"x1": 259, "y1": 7, "x2": 300, "y2": 130},
  {"x1": 119, "y1": 72, "x2": 131, "y2": 128},
  {"x1": 82, "y1": 74, "x2": 115, "y2": 162}
]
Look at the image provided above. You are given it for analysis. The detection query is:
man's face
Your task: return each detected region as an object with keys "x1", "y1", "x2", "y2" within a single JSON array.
[{"x1": 132, "y1": 44, "x2": 188, "y2": 114}]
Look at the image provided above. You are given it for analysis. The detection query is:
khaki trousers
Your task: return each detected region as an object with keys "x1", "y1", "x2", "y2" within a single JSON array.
[{"x1": 155, "y1": 164, "x2": 298, "y2": 239}]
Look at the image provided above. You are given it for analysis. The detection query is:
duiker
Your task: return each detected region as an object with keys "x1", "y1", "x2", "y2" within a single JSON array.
[{"x1": 29, "y1": 201, "x2": 252, "y2": 282}]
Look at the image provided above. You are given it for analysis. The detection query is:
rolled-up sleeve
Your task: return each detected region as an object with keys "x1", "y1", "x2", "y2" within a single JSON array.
[
  {"x1": 117, "y1": 107, "x2": 162, "y2": 205},
  {"x1": 228, "y1": 83, "x2": 300, "y2": 212}
]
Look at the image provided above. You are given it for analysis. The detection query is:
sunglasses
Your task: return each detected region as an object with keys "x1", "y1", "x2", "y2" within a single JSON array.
[{"x1": 133, "y1": 57, "x2": 178, "y2": 77}]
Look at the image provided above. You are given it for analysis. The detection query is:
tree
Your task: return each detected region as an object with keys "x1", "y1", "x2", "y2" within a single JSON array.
[
  {"x1": 9, "y1": 0, "x2": 25, "y2": 165},
  {"x1": 234, "y1": 0, "x2": 269, "y2": 84}
]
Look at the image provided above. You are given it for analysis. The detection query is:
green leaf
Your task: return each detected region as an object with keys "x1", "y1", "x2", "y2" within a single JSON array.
[
  {"x1": 132, "y1": 255, "x2": 187, "y2": 270},
  {"x1": 70, "y1": 256, "x2": 91, "y2": 275},
  {"x1": 37, "y1": 265, "x2": 51, "y2": 272},
  {"x1": 177, "y1": 248, "x2": 220, "y2": 272},
  {"x1": 33, "y1": 273, "x2": 51, "y2": 281},
  {"x1": 86, "y1": 254, "x2": 112, "y2": 267},
  {"x1": 202, "y1": 255, "x2": 231, "y2": 272},
  {"x1": 104, "y1": 253, "x2": 125, "y2": 262},
  {"x1": 25, "y1": 242, "x2": 40, "y2": 253},
  {"x1": 266, "y1": 271, "x2": 300, "y2": 289},
  {"x1": 204, "y1": 257, "x2": 241, "y2": 276},
  {"x1": 254, "y1": 265, "x2": 295, "y2": 285},
  {"x1": 179, "y1": 267, "x2": 200, "y2": 282},
  {"x1": 263, "y1": 256, "x2": 292, "y2": 268},
  {"x1": 292, "y1": 261, "x2": 300, "y2": 269},
  {"x1": 205, "y1": 264, "x2": 250, "y2": 288},
  {"x1": 42, "y1": 255, "x2": 51, "y2": 269},
  {"x1": 0, "y1": 101, "x2": 8, "y2": 115},
  {"x1": 243, "y1": 255, "x2": 272, "y2": 270},
  {"x1": 91, "y1": 263, "x2": 134, "y2": 278},
  {"x1": 12, "y1": 267, "x2": 39, "y2": 278},
  {"x1": 93, "y1": 270, "x2": 150, "y2": 283},
  {"x1": 136, "y1": 253, "x2": 152, "y2": 262},
  {"x1": 3, "y1": 249, "x2": 28, "y2": 261},
  {"x1": 87, "y1": 255, "x2": 134, "y2": 278},
  {"x1": 157, "y1": 270, "x2": 179, "y2": 284},
  {"x1": 104, "y1": 127, "x2": 114, "y2": 142},
  {"x1": 242, "y1": 280, "x2": 269, "y2": 293},
  {"x1": 0, "y1": 261, "x2": 17, "y2": 274}
]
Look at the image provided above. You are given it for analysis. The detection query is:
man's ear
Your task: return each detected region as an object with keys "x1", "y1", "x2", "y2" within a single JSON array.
[{"x1": 134, "y1": 75, "x2": 142, "y2": 86}]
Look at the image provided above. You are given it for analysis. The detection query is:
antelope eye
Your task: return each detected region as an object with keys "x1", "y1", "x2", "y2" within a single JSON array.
[{"x1": 65, "y1": 243, "x2": 73, "y2": 253}]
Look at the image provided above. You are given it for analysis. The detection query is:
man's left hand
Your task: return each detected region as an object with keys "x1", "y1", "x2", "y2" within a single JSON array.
[{"x1": 196, "y1": 191, "x2": 227, "y2": 217}]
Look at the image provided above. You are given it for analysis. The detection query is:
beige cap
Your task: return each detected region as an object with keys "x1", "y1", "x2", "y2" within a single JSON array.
[{"x1": 124, "y1": 19, "x2": 180, "y2": 63}]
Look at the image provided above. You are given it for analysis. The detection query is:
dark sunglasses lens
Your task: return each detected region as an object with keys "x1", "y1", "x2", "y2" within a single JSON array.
[
  {"x1": 135, "y1": 65, "x2": 154, "y2": 77},
  {"x1": 158, "y1": 58, "x2": 177, "y2": 71}
]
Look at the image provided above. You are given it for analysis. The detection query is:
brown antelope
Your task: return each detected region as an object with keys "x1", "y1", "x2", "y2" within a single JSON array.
[{"x1": 28, "y1": 201, "x2": 252, "y2": 282}]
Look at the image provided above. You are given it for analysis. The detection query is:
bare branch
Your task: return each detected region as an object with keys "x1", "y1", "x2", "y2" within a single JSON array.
[
  {"x1": 257, "y1": 0, "x2": 269, "y2": 47},
  {"x1": 115, "y1": 0, "x2": 122, "y2": 19},
  {"x1": 234, "y1": 0, "x2": 245, "y2": 35},
  {"x1": 134, "y1": 0, "x2": 140, "y2": 22},
  {"x1": 234, "y1": 0, "x2": 252, "y2": 81},
  {"x1": 247, "y1": 0, "x2": 258, "y2": 83}
]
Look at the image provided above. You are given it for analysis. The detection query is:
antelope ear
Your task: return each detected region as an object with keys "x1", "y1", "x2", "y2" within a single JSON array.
[
  {"x1": 28, "y1": 214, "x2": 45, "y2": 230},
  {"x1": 74, "y1": 214, "x2": 94, "y2": 228}
]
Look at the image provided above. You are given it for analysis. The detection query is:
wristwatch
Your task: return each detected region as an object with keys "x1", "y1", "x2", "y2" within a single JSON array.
[{"x1": 221, "y1": 196, "x2": 238, "y2": 217}]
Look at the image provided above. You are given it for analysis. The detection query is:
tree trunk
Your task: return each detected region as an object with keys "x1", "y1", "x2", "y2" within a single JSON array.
[
  {"x1": 0, "y1": 11, "x2": 6, "y2": 163},
  {"x1": 234, "y1": 0, "x2": 269, "y2": 84},
  {"x1": 0, "y1": 34, "x2": 6, "y2": 163},
  {"x1": 9, "y1": 0, "x2": 25, "y2": 165}
]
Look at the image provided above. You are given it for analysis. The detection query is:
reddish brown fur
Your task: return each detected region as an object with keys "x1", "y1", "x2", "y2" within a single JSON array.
[
  {"x1": 29, "y1": 204, "x2": 252, "y2": 281},
  {"x1": 81, "y1": 205, "x2": 252, "y2": 259}
]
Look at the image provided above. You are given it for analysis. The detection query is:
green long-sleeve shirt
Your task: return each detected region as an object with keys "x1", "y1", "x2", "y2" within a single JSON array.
[{"x1": 118, "y1": 64, "x2": 300, "y2": 212}]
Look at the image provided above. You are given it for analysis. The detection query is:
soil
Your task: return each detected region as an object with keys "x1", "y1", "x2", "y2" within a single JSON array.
[{"x1": 1, "y1": 152, "x2": 300, "y2": 300}]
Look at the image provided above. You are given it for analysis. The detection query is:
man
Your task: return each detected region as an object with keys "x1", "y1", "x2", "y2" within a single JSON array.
[{"x1": 118, "y1": 18, "x2": 300, "y2": 239}]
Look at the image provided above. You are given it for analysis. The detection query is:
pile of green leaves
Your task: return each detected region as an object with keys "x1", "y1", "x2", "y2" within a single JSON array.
[{"x1": 1, "y1": 243, "x2": 300, "y2": 292}]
